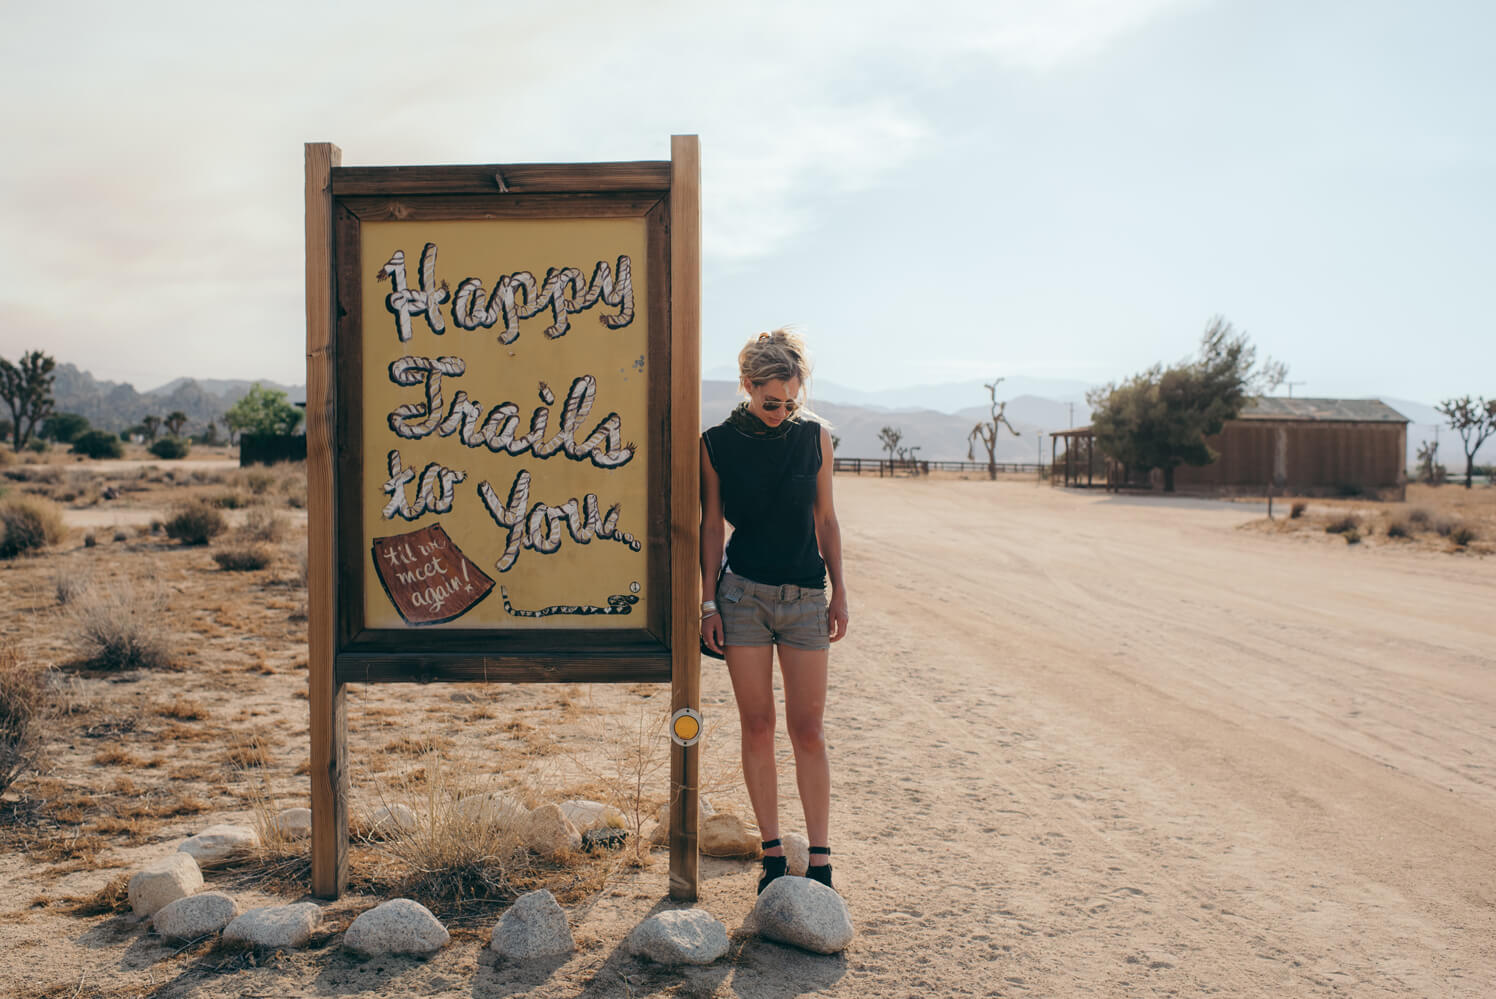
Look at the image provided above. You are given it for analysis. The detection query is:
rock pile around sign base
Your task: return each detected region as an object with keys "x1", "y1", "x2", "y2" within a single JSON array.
[
  {"x1": 491, "y1": 889, "x2": 575, "y2": 961},
  {"x1": 152, "y1": 892, "x2": 239, "y2": 942},
  {"x1": 753, "y1": 877, "x2": 855, "y2": 954},
  {"x1": 344, "y1": 898, "x2": 449, "y2": 957},
  {"x1": 129, "y1": 852, "x2": 204, "y2": 918},
  {"x1": 223, "y1": 903, "x2": 322, "y2": 950},
  {"x1": 627, "y1": 908, "x2": 730, "y2": 966}
]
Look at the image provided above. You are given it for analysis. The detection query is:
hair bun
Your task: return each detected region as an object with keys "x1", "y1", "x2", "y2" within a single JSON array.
[{"x1": 757, "y1": 332, "x2": 772, "y2": 343}]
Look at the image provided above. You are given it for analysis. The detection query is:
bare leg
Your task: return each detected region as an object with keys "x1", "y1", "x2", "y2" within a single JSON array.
[
  {"x1": 724, "y1": 644, "x2": 782, "y2": 855},
  {"x1": 779, "y1": 644, "x2": 830, "y2": 863}
]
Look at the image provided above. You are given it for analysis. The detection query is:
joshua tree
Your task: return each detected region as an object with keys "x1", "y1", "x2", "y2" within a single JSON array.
[
  {"x1": 878, "y1": 426, "x2": 902, "y2": 466},
  {"x1": 164, "y1": 410, "x2": 189, "y2": 438},
  {"x1": 0, "y1": 350, "x2": 57, "y2": 450},
  {"x1": 1434, "y1": 395, "x2": 1496, "y2": 489},
  {"x1": 967, "y1": 378, "x2": 1019, "y2": 480},
  {"x1": 140, "y1": 414, "x2": 162, "y2": 442}
]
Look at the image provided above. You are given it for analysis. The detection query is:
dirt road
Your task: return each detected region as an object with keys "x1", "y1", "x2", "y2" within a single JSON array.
[{"x1": 814, "y1": 477, "x2": 1494, "y2": 996}]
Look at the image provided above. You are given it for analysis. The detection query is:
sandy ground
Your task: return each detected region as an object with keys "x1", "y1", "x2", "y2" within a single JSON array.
[{"x1": 3, "y1": 475, "x2": 1493, "y2": 997}]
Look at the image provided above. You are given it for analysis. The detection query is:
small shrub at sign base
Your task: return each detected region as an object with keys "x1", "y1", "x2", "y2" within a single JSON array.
[
  {"x1": 0, "y1": 495, "x2": 66, "y2": 558},
  {"x1": 164, "y1": 501, "x2": 227, "y2": 546}
]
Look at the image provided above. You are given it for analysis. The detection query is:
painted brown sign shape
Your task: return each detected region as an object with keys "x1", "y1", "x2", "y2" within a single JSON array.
[{"x1": 370, "y1": 523, "x2": 494, "y2": 626}]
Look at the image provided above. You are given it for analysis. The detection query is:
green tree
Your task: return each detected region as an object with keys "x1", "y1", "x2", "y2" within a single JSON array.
[
  {"x1": 1434, "y1": 395, "x2": 1496, "y2": 489},
  {"x1": 225, "y1": 384, "x2": 303, "y2": 439},
  {"x1": 1088, "y1": 317, "x2": 1286, "y2": 492},
  {"x1": 43, "y1": 412, "x2": 90, "y2": 444},
  {"x1": 0, "y1": 351, "x2": 57, "y2": 450},
  {"x1": 71, "y1": 429, "x2": 124, "y2": 459},
  {"x1": 164, "y1": 410, "x2": 189, "y2": 437},
  {"x1": 140, "y1": 415, "x2": 162, "y2": 442},
  {"x1": 967, "y1": 378, "x2": 1019, "y2": 481}
]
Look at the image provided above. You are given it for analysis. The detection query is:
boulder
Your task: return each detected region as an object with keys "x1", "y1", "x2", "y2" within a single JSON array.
[
  {"x1": 490, "y1": 889, "x2": 575, "y2": 961},
  {"x1": 343, "y1": 898, "x2": 449, "y2": 957},
  {"x1": 178, "y1": 824, "x2": 259, "y2": 865},
  {"x1": 367, "y1": 803, "x2": 418, "y2": 837},
  {"x1": 754, "y1": 877, "x2": 854, "y2": 954},
  {"x1": 456, "y1": 792, "x2": 526, "y2": 829},
  {"x1": 627, "y1": 908, "x2": 729, "y2": 966},
  {"x1": 152, "y1": 891, "x2": 239, "y2": 941},
  {"x1": 649, "y1": 797, "x2": 717, "y2": 846},
  {"x1": 559, "y1": 799, "x2": 626, "y2": 832},
  {"x1": 782, "y1": 832, "x2": 810, "y2": 877},
  {"x1": 129, "y1": 852, "x2": 203, "y2": 918},
  {"x1": 271, "y1": 807, "x2": 312, "y2": 839},
  {"x1": 223, "y1": 902, "x2": 321, "y2": 950},
  {"x1": 699, "y1": 812, "x2": 760, "y2": 858},
  {"x1": 519, "y1": 803, "x2": 581, "y2": 857}
]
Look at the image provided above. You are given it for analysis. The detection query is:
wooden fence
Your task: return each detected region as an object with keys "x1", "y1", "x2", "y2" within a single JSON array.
[{"x1": 833, "y1": 457, "x2": 1048, "y2": 477}]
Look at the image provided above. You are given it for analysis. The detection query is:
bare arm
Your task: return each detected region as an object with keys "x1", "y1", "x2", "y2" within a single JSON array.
[
  {"x1": 700, "y1": 438, "x2": 726, "y2": 652},
  {"x1": 813, "y1": 425, "x2": 849, "y2": 641}
]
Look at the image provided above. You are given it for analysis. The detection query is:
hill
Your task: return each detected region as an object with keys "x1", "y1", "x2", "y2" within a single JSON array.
[{"x1": 46, "y1": 365, "x2": 307, "y2": 435}]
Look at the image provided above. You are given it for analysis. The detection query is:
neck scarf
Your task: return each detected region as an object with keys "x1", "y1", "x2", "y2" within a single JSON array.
[{"x1": 726, "y1": 401, "x2": 797, "y2": 439}]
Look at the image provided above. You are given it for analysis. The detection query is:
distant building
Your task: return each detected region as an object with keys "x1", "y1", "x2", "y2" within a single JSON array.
[{"x1": 1056, "y1": 398, "x2": 1410, "y2": 499}]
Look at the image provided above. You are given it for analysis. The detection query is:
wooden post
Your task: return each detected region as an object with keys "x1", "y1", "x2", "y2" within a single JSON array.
[
  {"x1": 668, "y1": 135, "x2": 702, "y2": 902},
  {"x1": 306, "y1": 142, "x2": 347, "y2": 900}
]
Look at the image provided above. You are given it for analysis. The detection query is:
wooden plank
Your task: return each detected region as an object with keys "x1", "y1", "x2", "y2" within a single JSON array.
[
  {"x1": 645, "y1": 198, "x2": 672, "y2": 643},
  {"x1": 332, "y1": 206, "x2": 363, "y2": 651},
  {"x1": 332, "y1": 162, "x2": 672, "y2": 196},
  {"x1": 667, "y1": 135, "x2": 702, "y2": 903},
  {"x1": 336, "y1": 655, "x2": 671, "y2": 686},
  {"x1": 339, "y1": 193, "x2": 663, "y2": 222},
  {"x1": 306, "y1": 142, "x2": 347, "y2": 900}
]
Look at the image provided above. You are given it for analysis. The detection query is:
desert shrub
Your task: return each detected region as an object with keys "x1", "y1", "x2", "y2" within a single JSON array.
[
  {"x1": 55, "y1": 570, "x2": 91, "y2": 605},
  {"x1": 164, "y1": 500, "x2": 227, "y2": 545},
  {"x1": 148, "y1": 436, "x2": 190, "y2": 460},
  {"x1": 112, "y1": 530, "x2": 128, "y2": 542},
  {"x1": 1324, "y1": 514, "x2": 1360, "y2": 535},
  {"x1": 0, "y1": 448, "x2": 11, "y2": 468},
  {"x1": 1385, "y1": 518, "x2": 1411, "y2": 539},
  {"x1": 0, "y1": 494, "x2": 66, "y2": 558},
  {"x1": 25, "y1": 439, "x2": 48, "y2": 454},
  {"x1": 213, "y1": 544, "x2": 273, "y2": 571},
  {"x1": 243, "y1": 470, "x2": 275, "y2": 495},
  {"x1": 1450, "y1": 525, "x2": 1477, "y2": 547},
  {"x1": 70, "y1": 430, "x2": 123, "y2": 460},
  {"x1": 1289, "y1": 501, "x2": 1307, "y2": 519},
  {"x1": 69, "y1": 584, "x2": 174, "y2": 670},
  {"x1": 240, "y1": 505, "x2": 284, "y2": 543},
  {"x1": 0, "y1": 646, "x2": 47, "y2": 794},
  {"x1": 209, "y1": 490, "x2": 251, "y2": 510},
  {"x1": 1343, "y1": 529, "x2": 1362, "y2": 544},
  {"x1": 1433, "y1": 515, "x2": 1459, "y2": 537},
  {"x1": 1406, "y1": 507, "x2": 1433, "y2": 528},
  {"x1": 83, "y1": 532, "x2": 97, "y2": 547}
]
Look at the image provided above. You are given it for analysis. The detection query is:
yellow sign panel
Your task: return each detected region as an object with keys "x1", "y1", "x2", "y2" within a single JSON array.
[{"x1": 360, "y1": 218, "x2": 650, "y2": 629}]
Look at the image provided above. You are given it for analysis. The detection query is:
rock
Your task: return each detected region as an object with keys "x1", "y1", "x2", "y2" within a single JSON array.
[
  {"x1": 367, "y1": 803, "x2": 418, "y2": 837},
  {"x1": 627, "y1": 908, "x2": 729, "y2": 966},
  {"x1": 343, "y1": 898, "x2": 449, "y2": 957},
  {"x1": 456, "y1": 792, "x2": 526, "y2": 829},
  {"x1": 782, "y1": 832, "x2": 810, "y2": 877},
  {"x1": 519, "y1": 803, "x2": 581, "y2": 857},
  {"x1": 129, "y1": 852, "x2": 203, "y2": 918},
  {"x1": 490, "y1": 890, "x2": 575, "y2": 960},
  {"x1": 754, "y1": 877, "x2": 855, "y2": 954},
  {"x1": 649, "y1": 798, "x2": 717, "y2": 846},
  {"x1": 699, "y1": 812, "x2": 760, "y2": 858},
  {"x1": 178, "y1": 824, "x2": 259, "y2": 865},
  {"x1": 223, "y1": 902, "x2": 322, "y2": 950},
  {"x1": 271, "y1": 807, "x2": 312, "y2": 839},
  {"x1": 152, "y1": 891, "x2": 239, "y2": 941},
  {"x1": 559, "y1": 799, "x2": 626, "y2": 832}
]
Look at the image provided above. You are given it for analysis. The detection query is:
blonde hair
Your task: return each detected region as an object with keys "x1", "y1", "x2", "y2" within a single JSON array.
[{"x1": 737, "y1": 328, "x2": 826, "y2": 424}]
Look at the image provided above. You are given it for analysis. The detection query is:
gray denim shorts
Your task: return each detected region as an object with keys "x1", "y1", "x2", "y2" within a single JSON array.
[{"x1": 716, "y1": 571, "x2": 829, "y2": 651}]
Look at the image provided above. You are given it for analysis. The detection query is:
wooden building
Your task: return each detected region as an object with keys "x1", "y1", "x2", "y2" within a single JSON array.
[{"x1": 1054, "y1": 398, "x2": 1410, "y2": 499}]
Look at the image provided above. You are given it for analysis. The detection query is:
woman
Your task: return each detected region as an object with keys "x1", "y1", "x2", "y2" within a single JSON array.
[{"x1": 700, "y1": 328, "x2": 850, "y2": 895}]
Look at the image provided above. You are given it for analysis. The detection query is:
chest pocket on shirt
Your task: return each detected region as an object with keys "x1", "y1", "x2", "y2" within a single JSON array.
[{"x1": 786, "y1": 473, "x2": 818, "y2": 506}]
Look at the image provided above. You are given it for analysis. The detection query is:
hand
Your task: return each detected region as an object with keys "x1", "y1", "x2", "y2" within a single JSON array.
[
  {"x1": 702, "y1": 612, "x2": 724, "y2": 654},
  {"x1": 828, "y1": 593, "x2": 849, "y2": 642}
]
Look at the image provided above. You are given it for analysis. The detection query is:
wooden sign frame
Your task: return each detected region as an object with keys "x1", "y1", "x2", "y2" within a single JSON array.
[{"x1": 305, "y1": 137, "x2": 701, "y2": 899}]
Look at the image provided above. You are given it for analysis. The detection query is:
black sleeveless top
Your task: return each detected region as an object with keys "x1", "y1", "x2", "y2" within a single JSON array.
[{"x1": 702, "y1": 416, "x2": 826, "y2": 589}]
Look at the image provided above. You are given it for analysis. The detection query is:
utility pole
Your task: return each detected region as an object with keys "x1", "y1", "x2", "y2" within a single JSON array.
[
  {"x1": 1036, "y1": 431, "x2": 1043, "y2": 481},
  {"x1": 1067, "y1": 402, "x2": 1074, "y2": 428},
  {"x1": 1285, "y1": 381, "x2": 1306, "y2": 398}
]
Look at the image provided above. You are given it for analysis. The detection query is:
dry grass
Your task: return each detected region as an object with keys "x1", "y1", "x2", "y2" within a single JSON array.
[
  {"x1": 0, "y1": 646, "x2": 47, "y2": 794},
  {"x1": 67, "y1": 582, "x2": 174, "y2": 670},
  {"x1": 239, "y1": 505, "x2": 284, "y2": 543},
  {"x1": 163, "y1": 499, "x2": 227, "y2": 545},
  {"x1": 0, "y1": 494, "x2": 66, "y2": 558},
  {"x1": 212, "y1": 544, "x2": 274, "y2": 571}
]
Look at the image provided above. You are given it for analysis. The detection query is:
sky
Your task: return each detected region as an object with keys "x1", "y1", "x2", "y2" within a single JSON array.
[{"x1": 1, "y1": 0, "x2": 1491, "y2": 405}]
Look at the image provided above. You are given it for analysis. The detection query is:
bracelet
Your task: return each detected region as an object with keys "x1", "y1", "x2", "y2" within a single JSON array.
[{"x1": 700, "y1": 600, "x2": 718, "y2": 614}]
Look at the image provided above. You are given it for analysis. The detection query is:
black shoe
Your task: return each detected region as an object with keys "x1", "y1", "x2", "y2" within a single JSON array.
[
  {"x1": 758, "y1": 838, "x2": 787, "y2": 895},
  {"x1": 806, "y1": 846, "x2": 834, "y2": 890}
]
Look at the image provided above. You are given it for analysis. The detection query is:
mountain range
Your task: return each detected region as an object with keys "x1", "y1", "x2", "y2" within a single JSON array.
[{"x1": 43, "y1": 364, "x2": 1487, "y2": 468}]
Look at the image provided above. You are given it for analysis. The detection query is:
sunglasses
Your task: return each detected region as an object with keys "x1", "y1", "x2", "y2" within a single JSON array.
[{"x1": 762, "y1": 399, "x2": 799, "y2": 413}]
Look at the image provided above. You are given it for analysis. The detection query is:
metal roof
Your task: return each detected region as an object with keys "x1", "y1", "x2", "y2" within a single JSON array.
[{"x1": 1238, "y1": 398, "x2": 1408, "y2": 423}]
